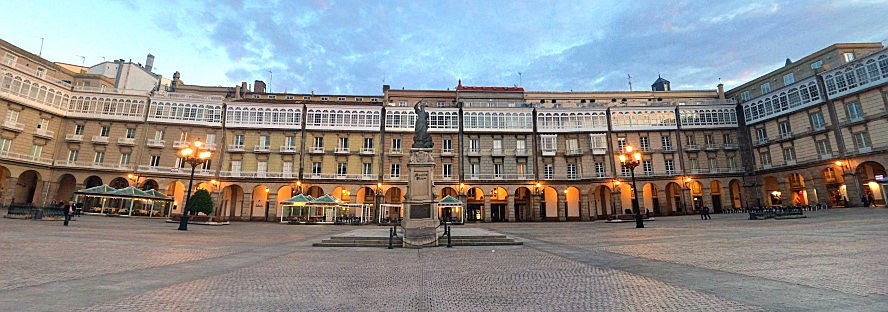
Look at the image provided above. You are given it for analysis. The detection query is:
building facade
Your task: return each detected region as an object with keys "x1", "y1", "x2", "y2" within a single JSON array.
[{"x1": 2, "y1": 37, "x2": 887, "y2": 222}]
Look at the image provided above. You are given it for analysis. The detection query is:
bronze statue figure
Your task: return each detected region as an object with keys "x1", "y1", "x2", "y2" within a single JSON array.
[{"x1": 412, "y1": 101, "x2": 434, "y2": 148}]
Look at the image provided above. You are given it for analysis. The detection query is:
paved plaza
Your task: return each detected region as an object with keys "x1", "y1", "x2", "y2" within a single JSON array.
[{"x1": 1, "y1": 209, "x2": 886, "y2": 311}]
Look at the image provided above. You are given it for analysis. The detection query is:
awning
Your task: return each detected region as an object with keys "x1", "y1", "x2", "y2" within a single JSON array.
[
  {"x1": 74, "y1": 185, "x2": 118, "y2": 195},
  {"x1": 109, "y1": 186, "x2": 153, "y2": 199},
  {"x1": 145, "y1": 189, "x2": 174, "y2": 201},
  {"x1": 310, "y1": 194, "x2": 338, "y2": 204},
  {"x1": 281, "y1": 194, "x2": 312, "y2": 205},
  {"x1": 438, "y1": 195, "x2": 463, "y2": 205}
]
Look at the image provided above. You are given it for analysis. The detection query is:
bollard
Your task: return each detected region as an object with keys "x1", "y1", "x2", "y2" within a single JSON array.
[
  {"x1": 387, "y1": 226, "x2": 394, "y2": 249},
  {"x1": 446, "y1": 223, "x2": 452, "y2": 248}
]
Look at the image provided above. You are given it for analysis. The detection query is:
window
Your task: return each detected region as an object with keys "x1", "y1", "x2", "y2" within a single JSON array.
[
  {"x1": 761, "y1": 82, "x2": 771, "y2": 94},
  {"x1": 313, "y1": 137, "x2": 323, "y2": 148},
  {"x1": 67, "y1": 150, "x2": 78, "y2": 162},
  {"x1": 740, "y1": 91, "x2": 750, "y2": 101},
  {"x1": 201, "y1": 159, "x2": 212, "y2": 170},
  {"x1": 689, "y1": 158, "x2": 699, "y2": 170},
  {"x1": 709, "y1": 158, "x2": 717, "y2": 170},
  {"x1": 125, "y1": 128, "x2": 136, "y2": 139},
  {"x1": 756, "y1": 128, "x2": 768, "y2": 142},
  {"x1": 93, "y1": 151, "x2": 104, "y2": 164},
  {"x1": 234, "y1": 134, "x2": 245, "y2": 146},
  {"x1": 150, "y1": 155, "x2": 160, "y2": 167},
  {"x1": 257, "y1": 161, "x2": 267, "y2": 173},
  {"x1": 642, "y1": 160, "x2": 653, "y2": 174},
  {"x1": 844, "y1": 52, "x2": 855, "y2": 62},
  {"x1": 75, "y1": 124, "x2": 85, "y2": 135},
  {"x1": 665, "y1": 160, "x2": 675, "y2": 174},
  {"x1": 516, "y1": 139, "x2": 527, "y2": 152},
  {"x1": 362, "y1": 163, "x2": 372, "y2": 175},
  {"x1": 621, "y1": 165, "x2": 631, "y2": 177},
  {"x1": 153, "y1": 129, "x2": 164, "y2": 140},
  {"x1": 35, "y1": 67, "x2": 45, "y2": 78},
  {"x1": 312, "y1": 162, "x2": 322, "y2": 175},
  {"x1": 97, "y1": 126, "x2": 110, "y2": 137},
  {"x1": 303, "y1": 96, "x2": 311, "y2": 100},
  {"x1": 2, "y1": 54, "x2": 16, "y2": 66},
  {"x1": 259, "y1": 135, "x2": 270, "y2": 147},
  {"x1": 686, "y1": 135, "x2": 696, "y2": 146},
  {"x1": 783, "y1": 73, "x2": 795, "y2": 85},
  {"x1": 639, "y1": 137, "x2": 650, "y2": 151},
  {"x1": 495, "y1": 163, "x2": 504, "y2": 178},
  {"x1": 0, "y1": 138, "x2": 11, "y2": 153},
  {"x1": 285, "y1": 136, "x2": 296, "y2": 147},
  {"x1": 390, "y1": 163, "x2": 401, "y2": 177},
  {"x1": 471, "y1": 163, "x2": 479, "y2": 176},
  {"x1": 846, "y1": 101, "x2": 864, "y2": 121},
  {"x1": 120, "y1": 153, "x2": 130, "y2": 165},
  {"x1": 337, "y1": 163, "x2": 347, "y2": 176},
  {"x1": 816, "y1": 140, "x2": 831, "y2": 156},
  {"x1": 783, "y1": 147, "x2": 796, "y2": 162},
  {"x1": 283, "y1": 161, "x2": 293, "y2": 174},
  {"x1": 230, "y1": 160, "x2": 242, "y2": 173},
  {"x1": 617, "y1": 137, "x2": 626, "y2": 152},
  {"x1": 567, "y1": 163, "x2": 577, "y2": 179},
  {"x1": 517, "y1": 163, "x2": 526, "y2": 176},
  {"x1": 723, "y1": 134, "x2": 733, "y2": 145},
  {"x1": 443, "y1": 163, "x2": 452, "y2": 178},
  {"x1": 493, "y1": 139, "x2": 503, "y2": 152},
  {"x1": 179, "y1": 132, "x2": 189, "y2": 142},
  {"x1": 31, "y1": 145, "x2": 42, "y2": 159},
  {"x1": 778, "y1": 121, "x2": 791, "y2": 138},
  {"x1": 760, "y1": 152, "x2": 772, "y2": 166},
  {"x1": 363, "y1": 137, "x2": 373, "y2": 150},
  {"x1": 321, "y1": 97, "x2": 329, "y2": 101},
  {"x1": 661, "y1": 136, "x2": 672, "y2": 151},
  {"x1": 727, "y1": 157, "x2": 737, "y2": 170},
  {"x1": 337, "y1": 97, "x2": 346, "y2": 101},
  {"x1": 37, "y1": 118, "x2": 49, "y2": 130},
  {"x1": 442, "y1": 139, "x2": 452, "y2": 152},
  {"x1": 810, "y1": 112, "x2": 826, "y2": 130},
  {"x1": 469, "y1": 139, "x2": 480, "y2": 152},
  {"x1": 595, "y1": 162, "x2": 605, "y2": 177},
  {"x1": 810, "y1": 60, "x2": 823, "y2": 69},
  {"x1": 391, "y1": 138, "x2": 401, "y2": 151},
  {"x1": 544, "y1": 164, "x2": 553, "y2": 179},
  {"x1": 853, "y1": 132, "x2": 871, "y2": 150},
  {"x1": 566, "y1": 139, "x2": 578, "y2": 153},
  {"x1": 175, "y1": 157, "x2": 184, "y2": 168},
  {"x1": 541, "y1": 135, "x2": 557, "y2": 153},
  {"x1": 5, "y1": 110, "x2": 18, "y2": 123},
  {"x1": 704, "y1": 135, "x2": 714, "y2": 145}
]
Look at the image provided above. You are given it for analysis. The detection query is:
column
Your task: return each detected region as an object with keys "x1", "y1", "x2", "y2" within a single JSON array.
[
  {"x1": 612, "y1": 190, "x2": 622, "y2": 215},
  {"x1": 506, "y1": 196, "x2": 516, "y2": 222},
  {"x1": 778, "y1": 181, "x2": 791, "y2": 206},
  {"x1": 241, "y1": 192, "x2": 253, "y2": 221},
  {"x1": 843, "y1": 173, "x2": 863, "y2": 207},
  {"x1": 266, "y1": 192, "x2": 278, "y2": 221},
  {"x1": 804, "y1": 177, "x2": 818, "y2": 204},
  {"x1": 579, "y1": 192, "x2": 591, "y2": 221},
  {"x1": 482, "y1": 194, "x2": 492, "y2": 222},
  {"x1": 2, "y1": 177, "x2": 18, "y2": 205},
  {"x1": 531, "y1": 194, "x2": 542, "y2": 221},
  {"x1": 812, "y1": 177, "x2": 829, "y2": 205},
  {"x1": 557, "y1": 191, "x2": 566, "y2": 221}
]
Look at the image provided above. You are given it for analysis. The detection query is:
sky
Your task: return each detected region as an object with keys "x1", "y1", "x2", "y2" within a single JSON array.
[{"x1": 1, "y1": 0, "x2": 887, "y2": 95}]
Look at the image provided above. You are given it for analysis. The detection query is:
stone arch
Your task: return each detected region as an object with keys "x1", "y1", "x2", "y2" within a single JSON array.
[
  {"x1": 565, "y1": 186, "x2": 580, "y2": 218},
  {"x1": 618, "y1": 183, "x2": 634, "y2": 214},
  {"x1": 709, "y1": 180, "x2": 724, "y2": 213},
  {"x1": 786, "y1": 173, "x2": 808, "y2": 205},
  {"x1": 439, "y1": 187, "x2": 458, "y2": 199},
  {"x1": 109, "y1": 177, "x2": 129, "y2": 189},
  {"x1": 466, "y1": 187, "x2": 484, "y2": 222},
  {"x1": 762, "y1": 176, "x2": 781, "y2": 206},
  {"x1": 665, "y1": 182, "x2": 682, "y2": 213},
  {"x1": 55, "y1": 174, "x2": 76, "y2": 202},
  {"x1": 332, "y1": 186, "x2": 351, "y2": 203},
  {"x1": 856, "y1": 161, "x2": 886, "y2": 206},
  {"x1": 729, "y1": 179, "x2": 743, "y2": 209},
  {"x1": 250, "y1": 185, "x2": 270, "y2": 220},
  {"x1": 141, "y1": 179, "x2": 159, "y2": 191},
  {"x1": 542, "y1": 186, "x2": 558, "y2": 219},
  {"x1": 221, "y1": 184, "x2": 244, "y2": 219},
  {"x1": 306, "y1": 185, "x2": 325, "y2": 198},
  {"x1": 165, "y1": 181, "x2": 186, "y2": 214},
  {"x1": 277, "y1": 185, "x2": 294, "y2": 203},
  {"x1": 514, "y1": 187, "x2": 532, "y2": 221},
  {"x1": 689, "y1": 181, "x2": 704, "y2": 209},
  {"x1": 355, "y1": 187, "x2": 375, "y2": 204},
  {"x1": 84, "y1": 175, "x2": 103, "y2": 188},
  {"x1": 490, "y1": 186, "x2": 508, "y2": 222},
  {"x1": 591, "y1": 185, "x2": 612, "y2": 217},
  {"x1": 13, "y1": 170, "x2": 41, "y2": 205},
  {"x1": 642, "y1": 183, "x2": 660, "y2": 215},
  {"x1": 384, "y1": 187, "x2": 402, "y2": 204}
]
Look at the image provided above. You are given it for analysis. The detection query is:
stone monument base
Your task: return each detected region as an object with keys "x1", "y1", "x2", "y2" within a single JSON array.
[{"x1": 401, "y1": 218, "x2": 440, "y2": 248}]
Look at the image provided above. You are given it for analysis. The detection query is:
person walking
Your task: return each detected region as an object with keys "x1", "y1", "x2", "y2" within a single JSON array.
[
  {"x1": 703, "y1": 206, "x2": 711, "y2": 220},
  {"x1": 62, "y1": 201, "x2": 72, "y2": 226},
  {"x1": 700, "y1": 206, "x2": 706, "y2": 220}
]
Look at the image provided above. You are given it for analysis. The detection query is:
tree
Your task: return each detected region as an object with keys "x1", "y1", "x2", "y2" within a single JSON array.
[{"x1": 186, "y1": 189, "x2": 214, "y2": 216}]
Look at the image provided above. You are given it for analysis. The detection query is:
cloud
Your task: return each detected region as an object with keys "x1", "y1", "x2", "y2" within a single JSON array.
[{"x1": 143, "y1": 0, "x2": 888, "y2": 94}]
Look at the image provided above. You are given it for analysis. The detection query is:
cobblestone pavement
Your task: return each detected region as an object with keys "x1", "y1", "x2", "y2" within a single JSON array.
[{"x1": 1, "y1": 208, "x2": 886, "y2": 311}]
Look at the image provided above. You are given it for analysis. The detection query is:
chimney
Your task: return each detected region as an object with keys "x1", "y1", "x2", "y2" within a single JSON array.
[
  {"x1": 145, "y1": 54, "x2": 155, "y2": 72},
  {"x1": 241, "y1": 81, "x2": 248, "y2": 92},
  {"x1": 254, "y1": 80, "x2": 266, "y2": 93},
  {"x1": 717, "y1": 83, "x2": 725, "y2": 99}
]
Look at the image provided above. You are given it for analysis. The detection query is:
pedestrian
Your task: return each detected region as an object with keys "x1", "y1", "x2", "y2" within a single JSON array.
[
  {"x1": 861, "y1": 195, "x2": 869, "y2": 208},
  {"x1": 62, "y1": 201, "x2": 72, "y2": 226},
  {"x1": 703, "y1": 206, "x2": 711, "y2": 220},
  {"x1": 700, "y1": 206, "x2": 706, "y2": 220},
  {"x1": 867, "y1": 193, "x2": 876, "y2": 207}
]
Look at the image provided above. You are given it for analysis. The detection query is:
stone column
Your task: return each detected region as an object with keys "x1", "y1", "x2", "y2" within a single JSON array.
[
  {"x1": 531, "y1": 194, "x2": 542, "y2": 221},
  {"x1": 812, "y1": 177, "x2": 829, "y2": 205},
  {"x1": 506, "y1": 195, "x2": 515, "y2": 222},
  {"x1": 804, "y1": 177, "x2": 818, "y2": 204},
  {"x1": 557, "y1": 192, "x2": 566, "y2": 221},
  {"x1": 612, "y1": 190, "x2": 623, "y2": 215},
  {"x1": 266, "y1": 192, "x2": 278, "y2": 221},
  {"x1": 482, "y1": 194, "x2": 491, "y2": 222},
  {"x1": 844, "y1": 173, "x2": 863, "y2": 207},
  {"x1": 579, "y1": 192, "x2": 591, "y2": 221},
  {"x1": 778, "y1": 181, "x2": 791, "y2": 206},
  {"x1": 2, "y1": 177, "x2": 18, "y2": 205},
  {"x1": 241, "y1": 192, "x2": 253, "y2": 221}
]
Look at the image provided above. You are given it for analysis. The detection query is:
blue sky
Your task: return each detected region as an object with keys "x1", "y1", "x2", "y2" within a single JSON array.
[{"x1": 1, "y1": 0, "x2": 887, "y2": 95}]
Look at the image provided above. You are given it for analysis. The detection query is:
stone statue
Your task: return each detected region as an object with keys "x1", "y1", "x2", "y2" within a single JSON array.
[{"x1": 412, "y1": 101, "x2": 434, "y2": 148}]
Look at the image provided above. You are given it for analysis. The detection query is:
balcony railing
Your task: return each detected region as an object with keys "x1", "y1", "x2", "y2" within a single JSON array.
[
  {"x1": 65, "y1": 134, "x2": 83, "y2": 142},
  {"x1": 858, "y1": 146, "x2": 873, "y2": 154},
  {"x1": 117, "y1": 138, "x2": 135, "y2": 146},
  {"x1": 253, "y1": 145, "x2": 270, "y2": 153},
  {"x1": 204, "y1": 143, "x2": 217, "y2": 150},
  {"x1": 705, "y1": 144, "x2": 720, "y2": 150},
  {"x1": 779, "y1": 133, "x2": 792, "y2": 140},
  {"x1": 466, "y1": 148, "x2": 480, "y2": 156},
  {"x1": 441, "y1": 148, "x2": 454, "y2": 156},
  {"x1": 220, "y1": 171, "x2": 297, "y2": 178},
  {"x1": 173, "y1": 140, "x2": 188, "y2": 148},
  {"x1": 146, "y1": 139, "x2": 165, "y2": 148},
  {"x1": 515, "y1": 148, "x2": 529, "y2": 156},
  {"x1": 724, "y1": 143, "x2": 739, "y2": 149},
  {"x1": 54, "y1": 160, "x2": 133, "y2": 171},
  {"x1": 34, "y1": 128, "x2": 54, "y2": 139},
  {"x1": 0, "y1": 151, "x2": 53, "y2": 165},
  {"x1": 227, "y1": 144, "x2": 245, "y2": 152},
  {"x1": 2, "y1": 120, "x2": 23, "y2": 132},
  {"x1": 279, "y1": 146, "x2": 298, "y2": 153},
  {"x1": 335, "y1": 147, "x2": 350, "y2": 154},
  {"x1": 384, "y1": 174, "x2": 402, "y2": 181},
  {"x1": 360, "y1": 148, "x2": 374, "y2": 155},
  {"x1": 685, "y1": 144, "x2": 700, "y2": 151},
  {"x1": 491, "y1": 148, "x2": 504, "y2": 156},
  {"x1": 785, "y1": 159, "x2": 797, "y2": 166},
  {"x1": 565, "y1": 148, "x2": 583, "y2": 156},
  {"x1": 591, "y1": 147, "x2": 606, "y2": 155},
  {"x1": 756, "y1": 138, "x2": 769, "y2": 145},
  {"x1": 137, "y1": 165, "x2": 212, "y2": 176},
  {"x1": 819, "y1": 153, "x2": 833, "y2": 160},
  {"x1": 466, "y1": 173, "x2": 536, "y2": 180},
  {"x1": 309, "y1": 146, "x2": 325, "y2": 154},
  {"x1": 541, "y1": 148, "x2": 556, "y2": 156},
  {"x1": 91, "y1": 136, "x2": 109, "y2": 144},
  {"x1": 389, "y1": 149, "x2": 403, "y2": 155}
]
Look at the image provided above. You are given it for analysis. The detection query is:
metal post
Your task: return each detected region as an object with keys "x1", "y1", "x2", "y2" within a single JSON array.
[
  {"x1": 446, "y1": 222, "x2": 452, "y2": 248},
  {"x1": 631, "y1": 167, "x2": 644, "y2": 228},
  {"x1": 178, "y1": 164, "x2": 197, "y2": 231},
  {"x1": 387, "y1": 225, "x2": 394, "y2": 249}
]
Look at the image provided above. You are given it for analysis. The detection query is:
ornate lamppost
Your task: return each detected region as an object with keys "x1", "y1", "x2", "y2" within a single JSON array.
[
  {"x1": 618, "y1": 145, "x2": 644, "y2": 228},
  {"x1": 177, "y1": 139, "x2": 213, "y2": 231},
  {"x1": 375, "y1": 182, "x2": 384, "y2": 223}
]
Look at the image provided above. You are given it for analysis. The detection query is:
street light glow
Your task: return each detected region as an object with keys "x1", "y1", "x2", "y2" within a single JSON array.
[{"x1": 180, "y1": 148, "x2": 193, "y2": 156}]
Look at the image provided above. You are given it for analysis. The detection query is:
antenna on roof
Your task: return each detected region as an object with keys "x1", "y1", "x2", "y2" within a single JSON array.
[
  {"x1": 518, "y1": 72, "x2": 523, "y2": 86},
  {"x1": 38, "y1": 37, "x2": 44, "y2": 57},
  {"x1": 627, "y1": 73, "x2": 633, "y2": 91},
  {"x1": 76, "y1": 55, "x2": 85, "y2": 66}
]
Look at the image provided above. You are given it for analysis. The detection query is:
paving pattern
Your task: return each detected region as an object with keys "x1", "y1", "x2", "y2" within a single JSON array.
[{"x1": 1, "y1": 208, "x2": 886, "y2": 311}]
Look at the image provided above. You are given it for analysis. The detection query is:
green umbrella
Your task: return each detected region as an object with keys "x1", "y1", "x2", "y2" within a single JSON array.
[{"x1": 438, "y1": 195, "x2": 463, "y2": 205}]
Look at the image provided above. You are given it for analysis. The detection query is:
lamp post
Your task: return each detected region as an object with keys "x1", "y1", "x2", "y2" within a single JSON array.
[
  {"x1": 127, "y1": 173, "x2": 142, "y2": 189},
  {"x1": 533, "y1": 182, "x2": 543, "y2": 221},
  {"x1": 293, "y1": 180, "x2": 302, "y2": 196},
  {"x1": 375, "y1": 182, "x2": 384, "y2": 223},
  {"x1": 618, "y1": 145, "x2": 644, "y2": 228},
  {"x1": 177, "y1": 139, "x2": 213, "y2": 231}
]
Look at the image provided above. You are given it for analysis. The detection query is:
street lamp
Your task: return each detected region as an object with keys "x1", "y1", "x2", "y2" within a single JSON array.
[
  {"x1": 127, "y1": 173, "x2": 142, "y2": 189},
  {"x1": 177, "y1": 139, "x2": 213, "y2": 231},
  {"x1": 835, "y1": 160, "x2": 851, "y2": 175},
  {"x1": 617, "y1": 145, "x2": 644, "y2": 228},
  {"x1": 293, "y1": 180, "x2": 302, "y2": 196}
]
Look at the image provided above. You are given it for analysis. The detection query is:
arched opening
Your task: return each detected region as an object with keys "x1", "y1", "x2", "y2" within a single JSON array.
[
  {"x1": 382, "y1": 187, "x2": 403, "y2": 222},
  {"x1": 689, "y1": 181, "x2": 704, "y2": 210},
  {"x1": 108, "y1": 177, "x2": 130, "y2": 213},
  {"x1": 109, "y1": 177, "x2": 129, "y2": 189},
  {"x1": 665, "y1": 182, "x2": 682, "y2": 214},
  {"x1": 140, "y1": 179, "x2": 159, "y2": 191},
  {"x1": 55, "y1": 174, "x2": 76, "y2": 202},
  {"x1": 543, "y1": 187, "x2": 558, "y2": 219},
  {"x1": 384, "y1": 187, "x2": 402, "y2": 204},
  {"x1": 490, "y1": 187, "x2": 508, "y2": 221},
  {"x1": 822, "y1": 168, "x2": 846, "y2": 207},
  {"x1": 856, "y1": 161, "x2": 886, "y2": 206},
  {"x1": 356, "y1": 187, "x2": 375, "y2": 204},
  {"x1": 84, "y1": 175, "x2": 103, "y2": 188},
  {"x1": 618, "y1": 183, "x2": 634, "y2": 214},
  {"x1": 250, "y1": 185, "x2": 269, "y2": 221},
  {"x1": 786, "y1": 173, "x2": 808, "y2": 205},
  {"x1": 0, "y1": 165, "x2": 9, "y2": 204},
  {"x1": 565, "y1": 186, "x2": 580, "y2": 219},
  {"x1": 514, "y1": 187, "x2": 532, "y2": 221},
  {"x1": 221, "y1": 184, "x2": 244, "y2": 219},
  {"x1": 592, "y1": 185, "x2": 612, "y2": 217},
  {"x1": 13, "y1": 170, "x2": 41, "y2": 205},
  {"x1": 306, "y1": 185, "x2": 324, "y2": 198},
  {"x1": 642, "y1": 183, "x2": 660, "y2": 215},
  {"x1": 165, "y1": 181, "x2": 186, "y2": 214},
  {"x1": 332, "y1": 186, "x2": 351, "y2": 203},
  {"x1": 710, "y1": 180, "x2": 723, "y2": 213},
  {"x1": 466, "y1": 187, "x2": 484, "y2": 222},
  {"x1": 277, "y1": 185, "x2": 293, "y2": 204},
  {"x1": 729, "y1": 179, "x2": 743, "y2": 210},
  {"x1": 762, "y1": 176, "x2": 781, "y2": 206}
]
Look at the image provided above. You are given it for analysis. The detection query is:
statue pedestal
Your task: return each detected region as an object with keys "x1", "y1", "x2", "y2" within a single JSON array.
[{"x1": 402, "y1": 148, "x2": 439, "y2": 248}]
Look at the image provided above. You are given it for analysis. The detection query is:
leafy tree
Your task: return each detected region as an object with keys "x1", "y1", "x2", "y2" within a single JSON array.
[{"x1": 186, "y1": 189, "x2": 214, "y2": 216}]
